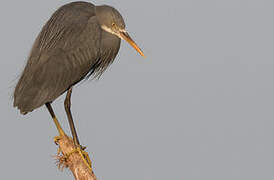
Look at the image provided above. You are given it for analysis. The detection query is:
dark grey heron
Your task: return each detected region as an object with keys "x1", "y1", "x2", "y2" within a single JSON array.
[{"x1": 13, "y1": 1, "x2": 144, "y2": 150}]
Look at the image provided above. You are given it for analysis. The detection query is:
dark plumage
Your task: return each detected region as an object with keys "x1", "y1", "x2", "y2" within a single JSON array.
[
  {"x1": 13, "y1": 2, "x2": 125, "y2": 114},
  {"x1": 13, "y1": 1, "x2": 144, "y2": 147}
]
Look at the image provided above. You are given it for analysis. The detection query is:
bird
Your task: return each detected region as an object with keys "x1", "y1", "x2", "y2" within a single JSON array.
[{"x1": 13, "y1": 1, "x2": 144, "y2": 152}]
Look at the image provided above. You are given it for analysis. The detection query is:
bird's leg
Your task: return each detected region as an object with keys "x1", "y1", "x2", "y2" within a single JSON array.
[
  {"x1": 64, "y1": 87, "x2": 80, "y2": 147},
  {"x1": 46, "y1": 103, "x2": 65, "y2": 157},
  {"x1": 64, "y1": 87, "x2": 92, "y2": 168},
  {"x1": 46, "y1": 103, "x2": 65, "y2": 137}
]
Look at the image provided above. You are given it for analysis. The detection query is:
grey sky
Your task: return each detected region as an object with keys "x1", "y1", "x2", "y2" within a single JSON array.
[{"x1": 1, "y1": 0, "x2": 274, "y2": 180}]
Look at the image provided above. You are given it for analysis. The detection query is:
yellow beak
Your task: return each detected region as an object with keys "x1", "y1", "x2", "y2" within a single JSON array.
[{"x1": 120, "y1": 31, "x2": 145, "y2": 57}]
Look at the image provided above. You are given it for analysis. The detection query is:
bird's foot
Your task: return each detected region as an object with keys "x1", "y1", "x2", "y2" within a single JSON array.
[
  {"x1": 54, "y1": 136, "x2": 92, "y2": 170},
  {"x1": 54, "y1": 136, "x2": 62, "y2": 145},
  {"x1": 54, "y1": 136, "x2": 63, "y2": 155},
  {"x1": 77, "y1": 146, "x2": 92, "y2": 170},
  {"x1": 62, "y1": 146, "x2": 92, "y2": 170}
]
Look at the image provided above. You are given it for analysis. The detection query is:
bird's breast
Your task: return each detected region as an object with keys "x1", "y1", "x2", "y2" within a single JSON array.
[{"x1": 91, "y1": 31, "x2": 121, "y2": 77}]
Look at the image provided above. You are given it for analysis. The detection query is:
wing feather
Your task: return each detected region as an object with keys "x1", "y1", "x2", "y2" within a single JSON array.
[{"x1": 14, "y1": 2, "x2": 102, "y2": 113}]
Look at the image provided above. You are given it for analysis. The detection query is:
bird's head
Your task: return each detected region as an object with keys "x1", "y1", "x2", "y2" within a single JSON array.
[{"x1": 95, "y1": 5, "x2": 144, "y2": 57}]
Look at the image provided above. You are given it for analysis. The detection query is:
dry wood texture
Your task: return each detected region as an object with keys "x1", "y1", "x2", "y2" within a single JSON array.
[{"x1": 55, "y1": 135, "x2": 98, "y2": 180}]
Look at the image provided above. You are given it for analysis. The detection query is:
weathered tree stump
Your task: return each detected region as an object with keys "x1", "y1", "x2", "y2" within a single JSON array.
[{"x1": 55, "y1": 135, "x2": 98, "y2": 180}]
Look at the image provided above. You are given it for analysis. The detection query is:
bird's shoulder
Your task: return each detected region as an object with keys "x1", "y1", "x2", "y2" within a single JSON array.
[{"x1": 34, "y1": 2, "x2": 101, "y2": 54}]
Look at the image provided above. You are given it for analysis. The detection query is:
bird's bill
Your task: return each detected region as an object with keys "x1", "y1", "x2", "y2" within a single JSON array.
[{"x1": 120, "y1": 32, "x2": 145, "y2": 57}]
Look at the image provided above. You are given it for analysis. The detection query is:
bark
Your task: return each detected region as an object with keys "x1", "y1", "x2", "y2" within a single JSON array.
[{"x1": 55, "y1": 135, "x2": 98, "y2": 180}]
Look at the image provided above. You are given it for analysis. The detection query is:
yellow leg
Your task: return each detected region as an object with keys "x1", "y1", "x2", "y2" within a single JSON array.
[
  {"x1": 46, "y1": 103, "x2": 65, "y2": 136},
  {"x1": 46, "y1": 103, "x2": 91, "y2": 170},
  {"x1": 52, "y1": 116, "x2": 65, "y2": 137}
]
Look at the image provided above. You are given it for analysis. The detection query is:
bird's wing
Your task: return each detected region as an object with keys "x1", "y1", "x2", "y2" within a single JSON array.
[
  {"x1": 14, "y1": 2, "x2": 102, "y2": 113},
  {"x1": 37, "y1": 3, "x2": 98, "y2": 52}
]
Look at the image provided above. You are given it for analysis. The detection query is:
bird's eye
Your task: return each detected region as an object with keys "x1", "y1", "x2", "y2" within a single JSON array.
[{"x1": 112, "y1": 23, "x2": 116, "y2": 27}]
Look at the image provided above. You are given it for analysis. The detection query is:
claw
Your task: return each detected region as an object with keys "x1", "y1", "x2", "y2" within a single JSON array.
[
  {"x1": 60, "y1": 146, "x2": 92, "y2": 170},
  {"x1": 54, "y1": 136, "x2": 61, "y2": 145},
  {"x1": 54, "y1": 136, "x2": 63, "y2": 155},
  {"x1": 80, "y1": 145, "x2": 87, "y2": 151}
]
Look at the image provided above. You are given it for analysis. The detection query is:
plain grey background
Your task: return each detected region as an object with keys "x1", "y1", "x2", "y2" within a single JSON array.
[{"x1": 1, "y1": 0, "x2": 274, "y2": 179}]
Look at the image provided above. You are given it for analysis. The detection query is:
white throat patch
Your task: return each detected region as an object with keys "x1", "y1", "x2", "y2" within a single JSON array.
[{"x1": 101, "y1": 25, "x2": 122, "y2": 39}]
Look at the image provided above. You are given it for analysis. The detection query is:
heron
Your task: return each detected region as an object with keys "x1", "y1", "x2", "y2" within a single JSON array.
[{"x1": 13, "y1": 1, "x2": 144, "y2": 157}]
